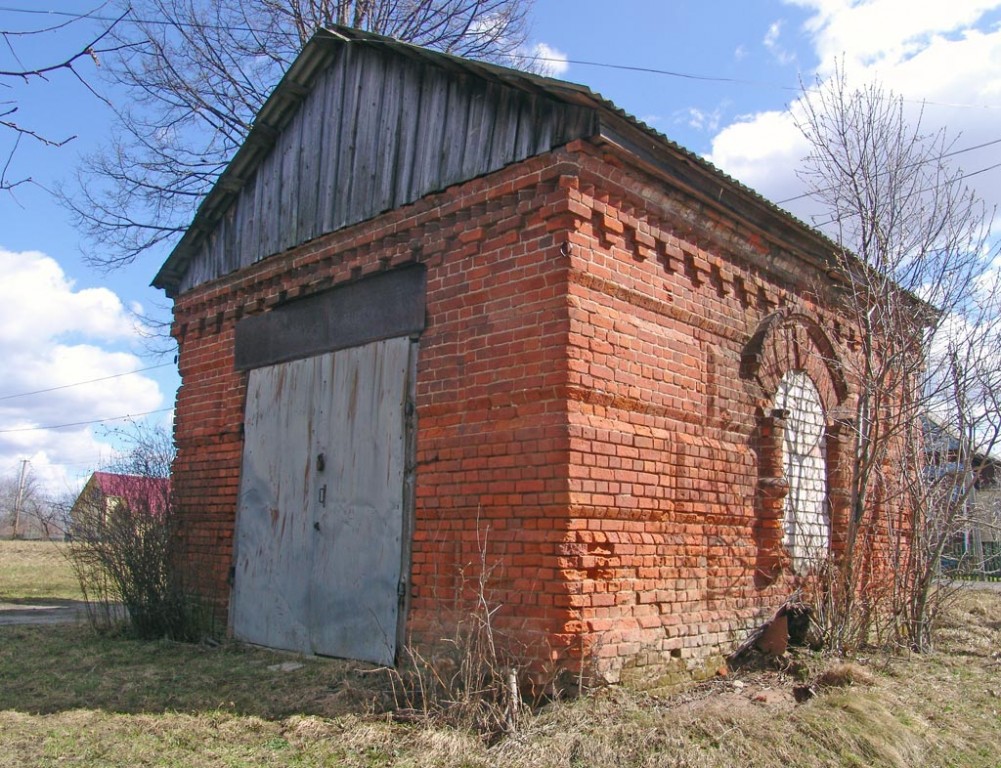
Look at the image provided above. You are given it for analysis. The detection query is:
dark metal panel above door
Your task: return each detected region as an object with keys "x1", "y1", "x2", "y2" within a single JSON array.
[{"x1": 234, "y1": 265, "x2": 426, "y2": 371}]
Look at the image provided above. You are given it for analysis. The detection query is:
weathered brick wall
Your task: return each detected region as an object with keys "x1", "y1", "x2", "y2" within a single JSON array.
[
  {"x1": 553, "y1": 142, "x2": 859, "y2": 685},
  {"x1": 170, "y1": 137, "x2": 890, "y2": 685},
  {"x1": 170, "y1": 152, "x2": 584, "y2": 655}
]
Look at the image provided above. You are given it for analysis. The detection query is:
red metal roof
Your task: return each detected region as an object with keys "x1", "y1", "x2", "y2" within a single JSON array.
[{"x1": 88, "y1": 472, "x2": 171, "y2": 515}]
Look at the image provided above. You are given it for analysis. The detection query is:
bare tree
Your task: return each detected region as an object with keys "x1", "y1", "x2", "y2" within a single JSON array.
[
  {"x1": 0, "y1": 464, "x2": 68, "y2": 540},
  {"x1": 929, "y1": 305, "x2": 1001, "y2": 577},
  {"x1": 63, "y1": 0, "x2": 535, "y2": 269},
  {"x1": 1, "y1": 5, "x2": 129, "y2": 192},
  {"x1": 0, "y1": 468, "x2": 32, "y2": 538},
  {"x1": 796, "y1": 64, "x2": 998, "y2": 651}
]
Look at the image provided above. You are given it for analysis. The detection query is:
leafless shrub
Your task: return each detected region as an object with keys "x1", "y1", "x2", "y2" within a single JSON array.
[
  {"x1": 797, "y1": 63, "x2": 999, "y2": 652},
  {"x1": 67, "y1": 422, "x2": 210, "y2": 640},
  {"x1": 809, "y1": 555, "x2": 880, "y2": 655}
]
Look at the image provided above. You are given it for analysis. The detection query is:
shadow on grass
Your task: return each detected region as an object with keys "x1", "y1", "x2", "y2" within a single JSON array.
[{"x1": 0, "y1": 624, "x2": 392, "y2": 720}]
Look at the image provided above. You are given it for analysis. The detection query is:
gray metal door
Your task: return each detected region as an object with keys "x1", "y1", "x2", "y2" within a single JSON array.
[{"x1": 232, "y1": 336, "x2": 412, "y2": 664}]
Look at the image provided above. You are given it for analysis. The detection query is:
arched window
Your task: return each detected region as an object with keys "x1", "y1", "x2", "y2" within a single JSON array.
[{"x1": 774, "y1": 370, "x2": 830, "y2": 572}]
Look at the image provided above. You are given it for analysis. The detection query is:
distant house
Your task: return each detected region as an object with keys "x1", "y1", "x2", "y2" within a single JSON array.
[
  {"x1": 70, "y1": 472, "x2": 171, "y2": 539},
  {"x1": 924, "y1": 418, "x2": 1001, "y2": 575},
  {"x1": 969, "y1": 476, "x2": 1001, "y2": 575}
]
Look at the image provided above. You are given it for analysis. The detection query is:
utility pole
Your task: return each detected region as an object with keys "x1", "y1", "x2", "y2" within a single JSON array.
[{"x1": 12, "y1": 459, "x2": 28, "y2": 540}]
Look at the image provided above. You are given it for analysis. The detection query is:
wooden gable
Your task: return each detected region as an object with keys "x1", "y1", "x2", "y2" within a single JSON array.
[{"x1": 154, "y1": 27, "x2": 599, "y2": 296}]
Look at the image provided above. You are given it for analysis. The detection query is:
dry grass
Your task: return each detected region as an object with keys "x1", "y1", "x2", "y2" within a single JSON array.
[
  {"x1": 812, "y1": 661, "x2": 876, "y2": 689},
  {"x1": 0, "y1": 540, "x2": 82, "y2": 601},
  {"x1": 2, "y1": 541, "x2": 1001, "y2": 767}
]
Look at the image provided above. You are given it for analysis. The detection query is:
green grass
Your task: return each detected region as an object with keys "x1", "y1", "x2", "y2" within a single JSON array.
[
  {"x1": 0, "y1": 624, "x2": 400, "y2": 768},
  {"x1": 3, "y1": 540, "x2": 1001, "y2": 767},
  {"x1": 0, "y1": 540, "x2": 82, "y2": 601},
  {"x1": 0, "y1": 624, "x2": 387, "y2": 718}
]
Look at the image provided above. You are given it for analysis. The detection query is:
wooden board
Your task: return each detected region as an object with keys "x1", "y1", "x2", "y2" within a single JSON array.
[{"x1": 176, "y1": 45, "x2": 597, "y2": 294}]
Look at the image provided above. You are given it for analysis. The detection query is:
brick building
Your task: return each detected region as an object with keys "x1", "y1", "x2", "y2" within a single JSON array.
[{"x1": 155, "y1": 27, "x2": 871, "y2": 685}]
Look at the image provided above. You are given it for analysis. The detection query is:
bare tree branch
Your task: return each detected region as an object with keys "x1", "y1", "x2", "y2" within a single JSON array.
[
  {"x1": 61, "y1": 0, "x2": 535, "y2": 270},
  {"x1": 0, "y1": 464, "x2": 69, "y2": 540},
  {"x1": 797, "y1": 62, "x2": 1000, "y2": 652},
  {"x1": 1, "y1": 5, "x2": 130, "y2": 192}
]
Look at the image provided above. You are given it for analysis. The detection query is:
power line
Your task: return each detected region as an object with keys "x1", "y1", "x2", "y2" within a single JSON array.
[
  {"x1": 539, "y1": 56, "x2": 794, "y2": 91},
  {"x1": 0, "y1": 362, "x2": 174, "y2": 401},
  {"x1": 776, "y1": 138, "x2": 1001, "y2": 206},
  {"x1": 958, "y1": 160, "x2": 1001, "y2": 181},
  {"x1": 802, "y1": 160, "x2": 1001, "y2": 218},
  {"x1": 806, "y1": 157, "x2": 1001, "y2": 228},
  {"x1": 4, "y1": 5, "x2": 1000, "y2": 110},
  {"x1": 0, "y1": 407, "x2": 173, "y2": 434}
]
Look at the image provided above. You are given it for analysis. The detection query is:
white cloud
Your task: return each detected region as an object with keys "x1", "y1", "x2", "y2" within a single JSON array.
[
  {"x1": 764, "y1": 19, "x2": 783, "y2": 48},
  {"x1": 707, "y1": 109, "x2": 809, "y2": 200},
  {"x1": 525, "y1": 41, "x2": 569, "y2": 77},
  {"x1": 788, "y1": 0, "x2": 1001, "y2": 73},
  {"x1": 764, "y1": 19, "x2": 797, "y2": 65},
  {"x1": 675, "y1": 106, "x2": 725, "y2": 134},
  {"x1": 0, "y1": 248, "x2": 166, "y2": 496},
  {"x1": 706, "y1": 2, "x2": 1001, "y2": 228}
]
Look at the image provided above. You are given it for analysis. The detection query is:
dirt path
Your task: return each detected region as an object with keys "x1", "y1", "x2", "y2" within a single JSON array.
[{"x1": 0, "y1": 599, "x2": 92, "y2": 625}]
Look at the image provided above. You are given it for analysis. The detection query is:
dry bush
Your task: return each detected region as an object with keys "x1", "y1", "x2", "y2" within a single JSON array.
[
  {"x1": 387, "y1": 524, "x2": 524, "y2": 741},
  {"x1": 390, "y1": 616, "x2": 523, "y2": 741},
  {"x1": 813, "y1": 662, "x2": 875, "y2": 689},
  {"x1": 68, "y1": 490, "x2": 201, "y2": 639},
  {"x1": 68, "y1": 423, "x2": 211, "y2": 641}
]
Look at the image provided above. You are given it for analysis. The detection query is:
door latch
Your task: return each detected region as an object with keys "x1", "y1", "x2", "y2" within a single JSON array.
[{"x1": 318, "y1": 484, "x2": 327, "y2": 507}]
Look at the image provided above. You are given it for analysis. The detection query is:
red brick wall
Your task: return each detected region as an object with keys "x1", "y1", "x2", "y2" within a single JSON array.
[
  {"x1": 552, "y1": 143, "x2": 860, "y2": 684},
  {"x1": 171, "y1": 152, "x2": 584, "y2": 664},
  {"x1": 170, "y1": 139, "x2": 878, "y2": 685}
]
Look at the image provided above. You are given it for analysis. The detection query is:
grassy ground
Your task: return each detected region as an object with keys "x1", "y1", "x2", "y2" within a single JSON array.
[
  {"x1": 2, "y1": 541, "x2": 1000, "y2": 767},
  {"x1": 0, "y1": 540, "x2": 82, "y2": 602}
]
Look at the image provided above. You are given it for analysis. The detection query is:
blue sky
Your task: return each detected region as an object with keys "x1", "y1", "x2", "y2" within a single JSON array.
[{"x1": 2, "y1": 0, "x2": 1001, "y2": 495}]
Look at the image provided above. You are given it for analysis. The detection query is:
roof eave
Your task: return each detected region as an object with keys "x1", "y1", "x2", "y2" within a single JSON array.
[
  {"x1": 152, "y1": 29, "x2": 343, "y2": 296},
  {"x1": 594, "y1": 114, "x2": 841, "y2": 274}
]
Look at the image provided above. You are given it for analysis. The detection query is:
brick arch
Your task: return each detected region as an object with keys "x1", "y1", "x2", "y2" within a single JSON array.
[
  {"x1": 741, "y1": 309, "x2": 848, "y2": 415},
  {"x1": 744, "y1": 310, "x2": 851, "y2": 586}
]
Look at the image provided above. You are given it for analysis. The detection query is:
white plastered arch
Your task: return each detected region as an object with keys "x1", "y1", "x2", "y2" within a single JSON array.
[{"x1": 774, "y1": 370, "x2": 830, "y2": 573}]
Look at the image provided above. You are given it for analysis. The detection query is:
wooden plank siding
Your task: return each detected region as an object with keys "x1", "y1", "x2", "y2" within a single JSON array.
[{"x1": 175, "y1": 44, "x2": 597, "y2": 295}]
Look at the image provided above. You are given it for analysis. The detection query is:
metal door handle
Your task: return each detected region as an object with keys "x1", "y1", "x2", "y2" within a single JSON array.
[{"x1": 318, "y1": 484, "x2": 327, "y2": 506}]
